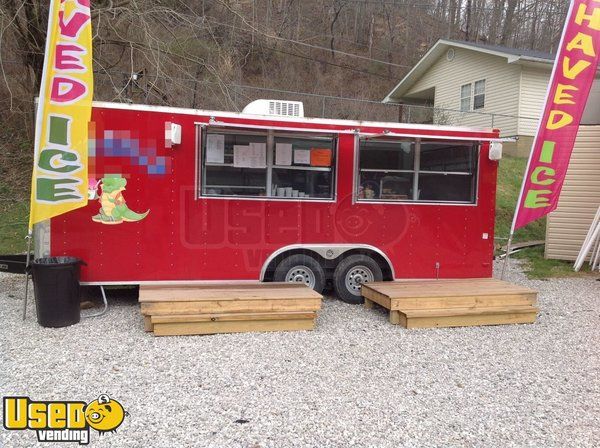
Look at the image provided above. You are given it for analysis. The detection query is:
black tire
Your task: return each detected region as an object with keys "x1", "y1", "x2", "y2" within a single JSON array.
[
  {"x1": 333, "y1": 254, "x2": 383, "y2": 304},
  {"x1": 273, "y1": 254, "x2": 326, "y2": 294}
]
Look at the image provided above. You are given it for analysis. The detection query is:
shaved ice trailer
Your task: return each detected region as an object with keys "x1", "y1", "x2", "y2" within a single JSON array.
[{"x1": 34, "y1": 100, "x2": 502, "y2": 303}]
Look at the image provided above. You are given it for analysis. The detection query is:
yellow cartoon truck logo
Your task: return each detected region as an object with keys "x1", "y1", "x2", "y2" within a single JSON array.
[{"x1": 3, "y1": 395, "x2": 128, "y2": 444}]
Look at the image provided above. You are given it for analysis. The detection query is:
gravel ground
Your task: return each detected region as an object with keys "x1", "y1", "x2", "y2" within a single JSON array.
[{"x1": 1, "y1": 261, "x2": 599, "y2": 448}]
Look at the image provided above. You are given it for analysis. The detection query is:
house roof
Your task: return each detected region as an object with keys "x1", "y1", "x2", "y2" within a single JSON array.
[
  {"x1": 453, "y1": 40, "x2": 555, "y2": 62},
  {"x1": 383, "y1": 39, "x2": 556, "y2": 103}
]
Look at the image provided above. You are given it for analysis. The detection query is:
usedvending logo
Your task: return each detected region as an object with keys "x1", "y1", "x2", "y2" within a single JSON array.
[{"x1": 3, "y1": 394, "x2": 128, "y2": 444}]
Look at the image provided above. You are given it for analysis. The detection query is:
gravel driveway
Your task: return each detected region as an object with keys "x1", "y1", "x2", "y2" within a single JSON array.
[{"x1": 1, "y1": 261, "x2": 599, "y2": 447}]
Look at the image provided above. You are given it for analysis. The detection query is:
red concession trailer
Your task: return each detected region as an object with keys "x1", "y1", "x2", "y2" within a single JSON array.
[{"x1": 34, "y1": 100, "x2": 502, "y2": 303}]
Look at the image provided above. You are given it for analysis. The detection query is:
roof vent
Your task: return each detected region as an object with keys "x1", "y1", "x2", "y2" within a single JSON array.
[{"x1": 242, "y1": 99, "x2": 304, "y2": 118}]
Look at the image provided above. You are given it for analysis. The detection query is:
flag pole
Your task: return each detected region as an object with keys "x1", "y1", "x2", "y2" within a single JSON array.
[
  {"x1": 24, "y1": 0, "x2": 57, "y2": 320},
  {"x1": 501, "y1": 129, "x2": 540, "y2": 280},
  {"x1": 501, "y1": 133, "x2": 538, "y2": 280},
  {"x1": 23, "y1": 233, "x2": 33, "y2": 320},
  {"x1": 501, "y1": 214, "x2": 517, "y2": 280}
]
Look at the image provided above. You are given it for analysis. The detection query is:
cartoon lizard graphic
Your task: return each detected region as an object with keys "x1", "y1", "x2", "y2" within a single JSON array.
[{"x1": 92, "y1": 175, "x2": 149, "y2": 225}]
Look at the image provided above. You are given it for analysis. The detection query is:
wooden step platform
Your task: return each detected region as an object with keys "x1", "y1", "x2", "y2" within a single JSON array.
[
  {"x1": 362, "y1": 278, "x2": 538, "y2": 329},
  {"x1": 139, "y1": 283, "x2": 322, "y2": 336}
]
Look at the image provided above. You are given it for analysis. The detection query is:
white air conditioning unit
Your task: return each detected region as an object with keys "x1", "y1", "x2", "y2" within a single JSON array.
[{"x1": 242, "y1": 99, "x2": 304, "y2": 118}]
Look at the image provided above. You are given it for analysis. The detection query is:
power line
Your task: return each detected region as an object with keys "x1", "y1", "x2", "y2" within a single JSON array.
[
  {"x1": 198, "y1": 16, "x2": 413, "y2": 69},
  {"x1": 265, "y1": 46, "x2": 397, "y2": 80},
  {"x1": 345, "y1": 0, "x2": 547, "y2": 13}
]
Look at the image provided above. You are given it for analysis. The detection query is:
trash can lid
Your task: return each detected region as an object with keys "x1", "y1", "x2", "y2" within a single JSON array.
[{"x1": 33, "y1": 256, "x2": 82, "y2": 265}]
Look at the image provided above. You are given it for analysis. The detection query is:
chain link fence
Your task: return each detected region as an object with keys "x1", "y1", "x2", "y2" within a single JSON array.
[{"x1": 95, "y1": 73, "x2": 540, "y2": 131}]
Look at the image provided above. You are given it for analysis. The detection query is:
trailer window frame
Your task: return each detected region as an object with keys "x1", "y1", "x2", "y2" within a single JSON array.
[
  {"x1": 356, "y1": 137, "x2": 480, "y2": 206},
  {"x1": 197, "y1": 125, "x2": 338, "y2": 202}
]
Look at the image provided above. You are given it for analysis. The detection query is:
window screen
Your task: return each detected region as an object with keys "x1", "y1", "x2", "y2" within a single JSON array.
[
  {"x1": 460, "y1": 84, "x2": 471, "y2": 112},
  {"x1": 201, "y1": 128, "x2": 336, "y2": 200},
  {"x1": 358, "y1": 138, "x2": 478, "y2": 204},
  {"x1": 474, "y1": 80, "x2": 486, "y2": 110}
]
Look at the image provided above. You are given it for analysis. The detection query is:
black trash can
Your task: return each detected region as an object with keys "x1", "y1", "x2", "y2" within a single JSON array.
[{"x1": 31, "y1": 257, "x2": 83, "y2": 328}]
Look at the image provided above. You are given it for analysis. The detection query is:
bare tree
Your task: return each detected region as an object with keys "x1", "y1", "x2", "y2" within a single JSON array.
[{"x1": 500, "y1": 0, "x2": 519, "y2": 45}]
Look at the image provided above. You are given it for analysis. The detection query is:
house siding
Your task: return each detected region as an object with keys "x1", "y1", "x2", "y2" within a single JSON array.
[
  {"x1": 545, "y1": 125, "x2": 600, "y2": 261},
  {"x1": 404, "y1": 47, "x2": 520, "y2": 136},
  {"x1": 518, "y1": 68, "x2": 550, "y2": 136},
  {"x1": 582, "y1": 79, "x2": 600, "y2": 125},
  {"x1": 519, "y1": 68, "x2": 600, "y2": 135}
]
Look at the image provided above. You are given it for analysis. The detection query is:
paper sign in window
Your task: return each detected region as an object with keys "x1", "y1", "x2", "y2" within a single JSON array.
[
  {"x1": 294, "y1": 149, "x2": 311, "y2": 165},
  {"x1": 233, "y1": 145, "x2": 249, "y2": 167},
  {"x1": 250, "y1": 142, "x2": 267, "y2": 168},
  {"x1": 206, "y1": 134, "x2": 225, "y2": 163},
  {"x1": 275, "y1": 143, "x2": 293, "y2": 166},
  {"x1": 234, "y1": 143, "x2": 266, "y2": 168},
  {"x1": 310, "y1": 148, "x2": 332, "y2": 167}
]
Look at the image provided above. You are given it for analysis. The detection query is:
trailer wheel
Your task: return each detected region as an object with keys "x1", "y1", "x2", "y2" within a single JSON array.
[
  {"x1": 333, "y1": 255, "x2": 382, "y2": 304},
  {"x1": 273, "y1": 254, "x2": 326, "y2": 293}
]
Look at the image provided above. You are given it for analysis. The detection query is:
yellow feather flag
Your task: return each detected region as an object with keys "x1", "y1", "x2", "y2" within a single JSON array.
[{"x1": 28, "y1": 0, "x2": 94, "y2": 232}]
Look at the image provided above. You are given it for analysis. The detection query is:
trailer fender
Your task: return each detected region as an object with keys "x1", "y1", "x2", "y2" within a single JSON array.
[{"x1": 259, "y1": 244, "x2": 395, "y2": 281}]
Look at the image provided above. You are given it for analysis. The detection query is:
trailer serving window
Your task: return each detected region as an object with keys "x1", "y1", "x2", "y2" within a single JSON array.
[
  {"x1": 200, "y1": 128, "x2": 336, "y2": 200},
  {"x1": 357, "y1": 138, "x2": 478, "y2": 204},
  {"x1": 202, "y1": 130, "x2": 268, "y2": 197}
]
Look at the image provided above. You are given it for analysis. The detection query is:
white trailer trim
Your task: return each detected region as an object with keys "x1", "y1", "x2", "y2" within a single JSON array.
[{"x1": 91, "y1": 100, "x2": 496, "y2": 135}]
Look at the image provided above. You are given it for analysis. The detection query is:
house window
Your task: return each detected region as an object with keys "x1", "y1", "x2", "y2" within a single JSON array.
[
  {"x1": 460, "y1": 83, "x2": 471, "y2": 112},
  {"x1": 460, "y1": 80, "x2": 486, "y2": 111},
  {"x1": 201, "y1": 128, "x2": 336, "y2": 199},
  {"x1": 357, "y1": 138, "x2": 478, "y2": 204},
  {"x1": 474, "y1": 79, "x2": 486, "y2": 110}
]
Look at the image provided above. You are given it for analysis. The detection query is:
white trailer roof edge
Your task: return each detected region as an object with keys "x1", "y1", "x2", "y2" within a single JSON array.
[{"x1": 91, "y1": 100, "x2": 497, "y2": 136}]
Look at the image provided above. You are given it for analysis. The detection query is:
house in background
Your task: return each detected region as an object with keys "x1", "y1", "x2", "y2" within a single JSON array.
[
  {"x1": 545, "y1": 126, "x2": 600, "y2": 262},
  {"x1": 383, "y1": 39, "x2": 600, "y2": 157}
]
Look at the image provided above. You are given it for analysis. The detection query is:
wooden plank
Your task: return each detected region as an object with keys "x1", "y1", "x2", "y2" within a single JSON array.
[
  {"x1": 141, "y1": 298, "x2": 322, "y2": 316},
  {"x1": 362, "y1": 278, "x2": 537, "y2": 299},
  {"x1": 139, "y1": 286, "x2": 322, "y2": 302},
  {"x1": 152, "y1": 318, "x2": 315, "y2": 336},
  {"x1": 500, "y1": 240, "x2": 545, "y2": 252},
  {"x1": 363, "y1": 283, "x2": 537, "y2": 298},
  {"x1": 402, "y1": 306, "x2": 539, "y2": 318},
  {"x1": 140, "y1": 289, "x2": 321, "y2": 302},
  {"x1": 151, "y1": 312, "x2": 316, "y2": 324},
  {"x1": 362, "y1": 287, "x2": 536, "y2": 311},
  {"x1": 141, "y1": 282, "x2": 303, "y2": 291},
  {"x1": 360, "y1": 288, "x2": 392, "y2": 309},
  {"x1": 389, "y1": 310, "x2": 401, "y2": 325},
  {"x1": 364, "y1": 298, "x2": 375, "y2": 309},
  {"x1": 389, "y1": 293, "x2": 537, "y2": 310},
  {"x1": 403, "y1": 311, "x2": 538, "y2": 329},
  {"x1": 143, "y1": 315, "x2": 153, "y2": 332},
  {"x1": 377, "y1": 280, "x2": 535, "y2": 294}
]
